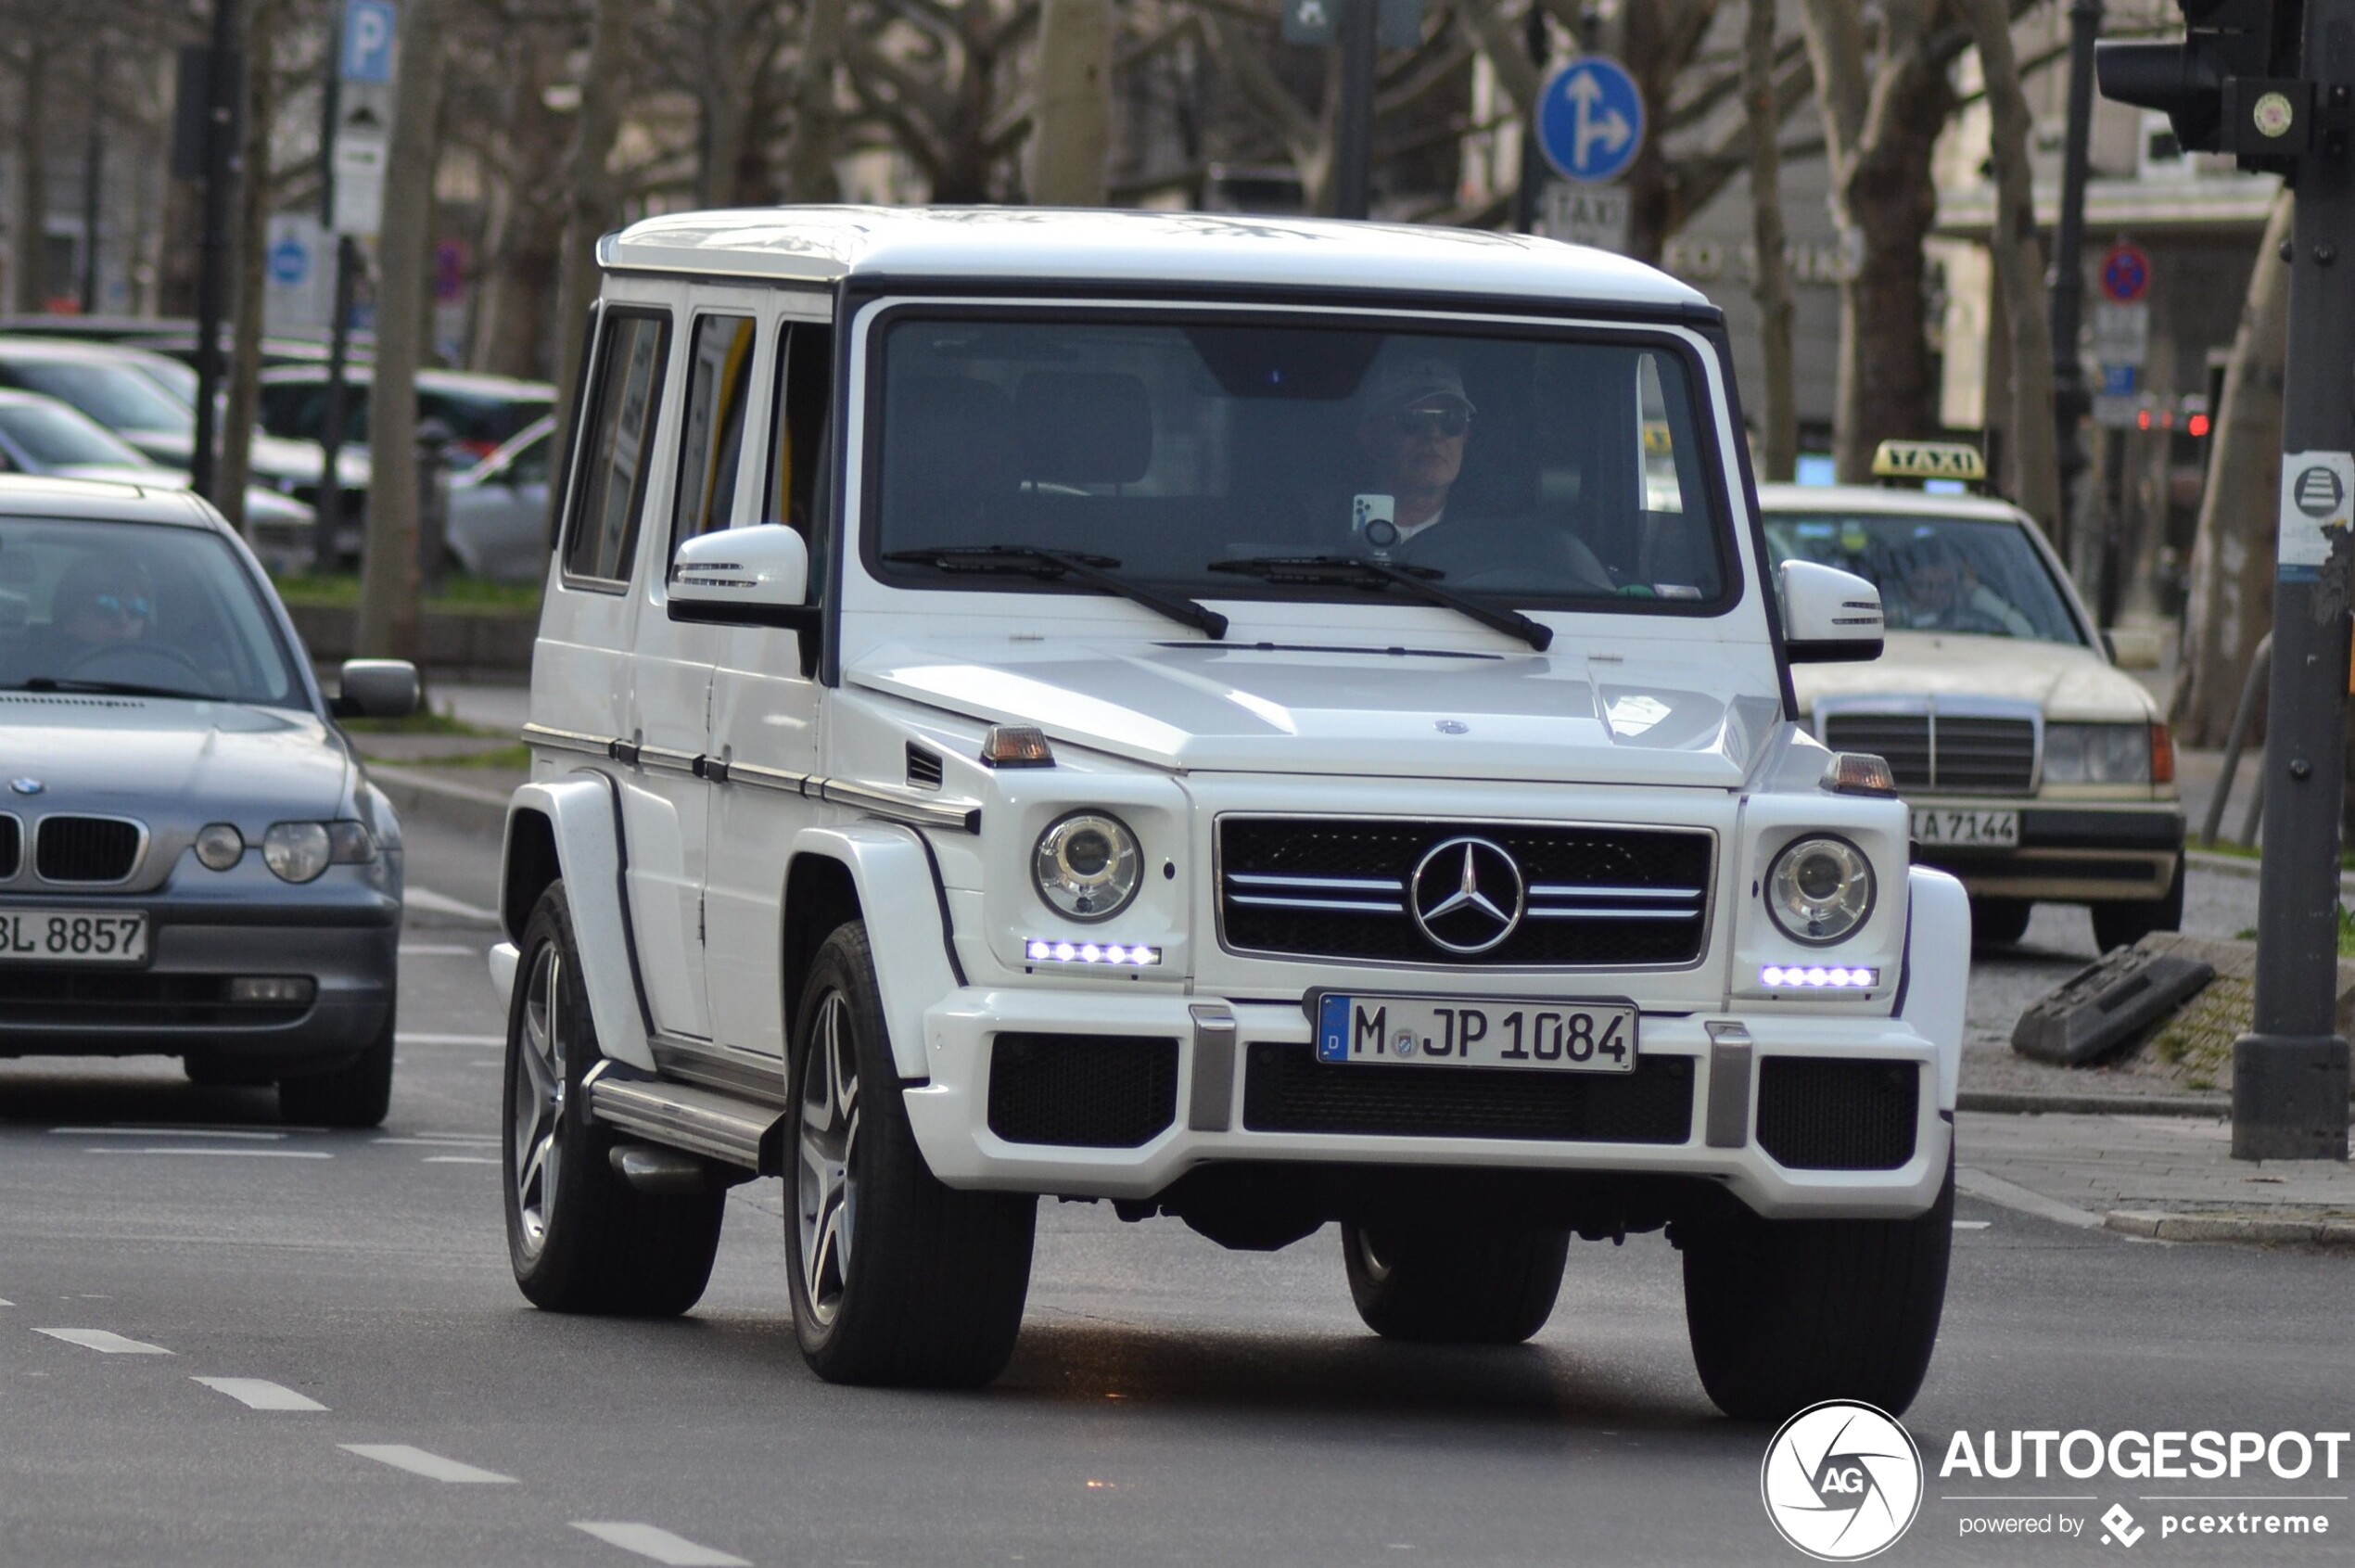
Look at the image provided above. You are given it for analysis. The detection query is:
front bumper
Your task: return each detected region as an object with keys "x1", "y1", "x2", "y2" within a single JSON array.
[
  {"x1": 0, "y1": 880, "x2": 399, "y2": 1064},
  {"x1": 902, "y1": 990, "x2": 1954, "y2": 1220},
  {"x1": 1909, "y1": 803, "x2": 2183, "y2": 902}
]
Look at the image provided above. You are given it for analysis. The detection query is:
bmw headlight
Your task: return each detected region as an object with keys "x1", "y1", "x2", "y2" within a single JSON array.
[
  {"x1": 194, "y1": 822, "x2": 245, "y2": 871},
  {"x1": 2043, "y1": 722, "x2": 2152, "y2": 784},
  {"x1": 1766, "y1": 835, "x2": 1876, "y2": 946},
  {"x1": 1033, "y1": 811, "x2": 1141, "y2": 922},
  {"x1": 261, "y1": 822, "x2": 332, "y2": 884}
]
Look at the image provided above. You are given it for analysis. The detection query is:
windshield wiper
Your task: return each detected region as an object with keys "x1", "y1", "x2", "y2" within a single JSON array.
[
  {"x1": 16, "y1": 677, "x2": 219, "y2": 702},
  {"x1": 885, "y1": 544, "x2": 1228, "y2": 640},
  {"x1": 1209, "y1": 555, "x2": 1552, "y2": 652}
]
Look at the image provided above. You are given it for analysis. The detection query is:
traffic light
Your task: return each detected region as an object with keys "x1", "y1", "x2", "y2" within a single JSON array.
[{"x1": 2096, "y1": 1, "x2": 2308, "y2": 169}]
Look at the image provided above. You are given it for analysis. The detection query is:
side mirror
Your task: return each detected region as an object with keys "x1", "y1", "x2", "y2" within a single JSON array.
[
  {"x1": 332, "y1": 658, "x2": 420, "y2": 720},
  {"x1": 2105, "y1": 628, "x2": 2164, "y2": 669},
  {"x1": 668, "y1": 524, "x2": 815, "y2": 629},
  {"x1": 1780, "y1": 560, "x2": 1885, "y2": 663}
]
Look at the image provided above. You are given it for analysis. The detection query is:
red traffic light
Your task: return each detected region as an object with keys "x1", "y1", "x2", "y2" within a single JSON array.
[{"x1": 2190, "y1": 412, "x2": 2213, "y2": 437}]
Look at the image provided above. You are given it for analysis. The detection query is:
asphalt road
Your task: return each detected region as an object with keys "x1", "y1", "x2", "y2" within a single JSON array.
[{"x1": 2, "y1": 813, "x2": 2349, "y2": 1566}]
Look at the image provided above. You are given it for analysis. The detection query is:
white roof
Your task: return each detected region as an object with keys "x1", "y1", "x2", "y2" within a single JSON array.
[
  {"x1": 1755, "y1": 482, "x2": 2031, "y2": 525},
  {"x1": 0, "y1": 474, "x2": 218, "y2": 528},
  {"x1": 599, "y1": 206, "x2": 1712, "y2": 310}
]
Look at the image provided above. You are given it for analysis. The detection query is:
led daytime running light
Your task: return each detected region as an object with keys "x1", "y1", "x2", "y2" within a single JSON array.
[
  {"x1": 1760, "y1": 964, "x2": 1879, "y2": 989},
  {"x1": 1025, "y1": 938, "x2": 1161, "y2": 966}
]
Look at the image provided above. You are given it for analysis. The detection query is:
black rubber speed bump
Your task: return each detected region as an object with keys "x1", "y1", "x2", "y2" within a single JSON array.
[{"x1": 2012, "y1": 945, "x2": 2217, "y2": 1066}]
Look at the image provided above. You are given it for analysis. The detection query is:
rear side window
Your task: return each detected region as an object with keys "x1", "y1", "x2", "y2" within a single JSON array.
[
  {"x1": 670, "y1": 314, "x2": 757, "y2": 551},
  {"x1": 563, "y1": 311, "x2": 672, "y2": 587}
]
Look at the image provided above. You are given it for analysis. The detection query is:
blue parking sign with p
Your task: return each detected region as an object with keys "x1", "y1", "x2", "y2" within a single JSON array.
[{"x1": 342, "y1": 0, "x2": 398, "y2": 83}]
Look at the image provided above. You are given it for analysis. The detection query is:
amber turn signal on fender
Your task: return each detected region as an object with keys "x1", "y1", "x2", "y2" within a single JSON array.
[
  {"x1": 2150, "y1": 722, "x2": 2176, "y2": 785},
  {"x1": 1820, "y1": 751, "x2": 1899, "y2": 797},
  {"x1": 981, "y1": 724, "x2": 1055, "y2": 768}
]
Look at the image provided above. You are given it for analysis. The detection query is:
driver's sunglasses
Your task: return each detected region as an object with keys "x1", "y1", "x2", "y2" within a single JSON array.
[
  {"x1": 1389, "y1": 406, "x2": 1471, "y2": 440},
  {"x1": 89, "y1": 593, "x2": 152, "y2": 620}
]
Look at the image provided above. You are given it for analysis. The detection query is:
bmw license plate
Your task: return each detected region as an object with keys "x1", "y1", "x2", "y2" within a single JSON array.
[
  {"x1": 1909, "y1": 808, "x2": 2018, "y2": 847},
  {"x1": 1315, "y1": 992, "x2": 1636, "y2": 1074},
  {"x1": 0, "y1": 909, "x2": 149, "y2": 964}
]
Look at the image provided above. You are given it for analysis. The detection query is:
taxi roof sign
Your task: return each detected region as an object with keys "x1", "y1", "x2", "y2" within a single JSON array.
[{"x1": 1871, "y1": 440, "x2": 1986, "y2": 485}]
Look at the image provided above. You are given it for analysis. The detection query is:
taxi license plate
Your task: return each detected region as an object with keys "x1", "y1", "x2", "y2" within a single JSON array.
[
  {"x1": 1910, "y1": 808, "x2": 2019, "y2": 848},
  {"x1": 0, "y1": 910, "x2": 149, "y2": 964},
  {"x1": 1315, "y1": 992, "x2": 1636, "y2": 1074}
]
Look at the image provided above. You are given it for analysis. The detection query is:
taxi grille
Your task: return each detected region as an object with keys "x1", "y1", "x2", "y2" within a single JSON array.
[
  {"x1": 1217, "y1": 818, "x2": 1712, "y2": 967},
  {"x1": 35, "y1": 817, "x2": 143, "y2": 884},
  {"x1": 1242, "y1": 1043, "x2": 1694, "y2": 1142},
  {"x1": 1822, "y1": 715, "x2": 2033, "y2": 794}
]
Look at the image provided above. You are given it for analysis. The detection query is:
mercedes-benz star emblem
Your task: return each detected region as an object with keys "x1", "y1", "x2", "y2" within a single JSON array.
[
  {"x1": 1409, "y1": 836, "x2": 1525, "y2": 954},
  {"x1": 8, "y1": 778, "x2": 42, "y2": 796}
]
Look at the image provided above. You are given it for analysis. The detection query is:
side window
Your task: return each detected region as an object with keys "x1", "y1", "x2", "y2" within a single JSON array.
[
  {"x1": 670, "y1": 313, "x2": 757, "y2": 553},
  {"x1": 562, "y1": 310, "x2": 672, "y2": 587},
  {"x1": 767, "y1": 319, "x2": 835, "y2": 548}
]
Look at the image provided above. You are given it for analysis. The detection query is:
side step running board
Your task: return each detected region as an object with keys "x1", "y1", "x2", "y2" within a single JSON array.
[{"x1": 585, "y1": 1062, "x2": 787, "y2": 1176}]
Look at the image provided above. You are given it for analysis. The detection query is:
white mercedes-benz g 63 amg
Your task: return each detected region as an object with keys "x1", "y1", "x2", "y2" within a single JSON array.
[{"x1": 488, "y1": 207, "x2": 1967, "y2": 1420}]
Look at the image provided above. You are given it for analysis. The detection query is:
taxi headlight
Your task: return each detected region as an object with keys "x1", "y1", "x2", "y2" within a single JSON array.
[
  {"x1": 1766, "y1": 835, "x2": 1876, "y2": 946},
  {"x1": 261, "y1": 822, "x2": 332, "y2": 884},
  {"x1": 2043, "y1": 722, "x2": 2152, "y2": 784},
  {"x1": 1033, "y1": 811, "x2": 1141, "y2": 923}
]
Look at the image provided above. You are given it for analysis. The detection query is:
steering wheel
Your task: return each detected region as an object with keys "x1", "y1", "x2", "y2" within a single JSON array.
[{"x1": 61, "y1": 642, "x2": 216, "y2": 693}]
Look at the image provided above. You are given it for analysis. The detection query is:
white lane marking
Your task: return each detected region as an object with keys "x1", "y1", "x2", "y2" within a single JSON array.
[
  {"x1": 398, "y1": 943, "x2": 480, "y2": 956},
  {"x1": 406, "y1": 886, "x2": 502, "y2": 923},
  {"x1": 395, "y1": 1032, "x2": 505, "y2": 1047},
  {"x1": 34, "y1": 1327, "x2": 172, "y2": 1355},
  {"x1": 340, "y1": 1444, "x2": 516, "y2": 1484},
  {"x1": 572, "y1": 1522, "x2": 752, "y2": 1567},
  {"x1": 0, "y1": 1298, "x2": 14, "y2": 1307},
  {"x1": 193, "y1": 1376, "x2": 326, "y2": 1411},
  {"x1": 83, "y1": 1148, "x2": 331, "y2": 1159},
  {"x1": 52, "y1": 1127, "x2": 286, "y2": 1141},
  {"x1": 424, "y1": 1155, "x2": 499, "y2": 1165},
  {"x1": 1954, "y1": 1166, "x2": 2104, "y2": 1230}
]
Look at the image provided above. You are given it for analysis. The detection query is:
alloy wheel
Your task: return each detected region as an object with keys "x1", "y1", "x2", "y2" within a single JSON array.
[
  {"x1": 796, "y1": 988, "x2": 860, "y2": 1327},
  {"x1": 511, "y1": 942, "x2": 566, "y2": 1258}
]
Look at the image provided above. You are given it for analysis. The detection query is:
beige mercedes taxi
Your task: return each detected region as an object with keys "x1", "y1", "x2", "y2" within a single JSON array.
[{"x1": 1760, "y1": 443, "x2": 2183, "y2": 951}]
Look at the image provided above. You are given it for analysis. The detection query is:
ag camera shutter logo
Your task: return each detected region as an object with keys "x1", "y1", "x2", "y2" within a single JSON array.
[{"x1": 1761, "y1": 1400, "x2": 1924, "y2": 1561}]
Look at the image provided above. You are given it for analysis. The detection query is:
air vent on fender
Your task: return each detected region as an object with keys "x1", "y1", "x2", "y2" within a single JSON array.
[{"x1": 906, "y1": 744, "x2": 944, "y2": 790}]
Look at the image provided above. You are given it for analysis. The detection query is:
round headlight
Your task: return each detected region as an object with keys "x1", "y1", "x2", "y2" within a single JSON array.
[
  {"x1": 194, "y1": 822, "x2": 244, "y2": 871},
  {"x1": 1766, "y1": 835, "x2": 1875, "y2": 946},
  {"x1": 1033, "y1": 811, "x2": 1142, "y2": 923},
  {"x1": 262, "y1": 822, "x2": 332, "y2": 884}
]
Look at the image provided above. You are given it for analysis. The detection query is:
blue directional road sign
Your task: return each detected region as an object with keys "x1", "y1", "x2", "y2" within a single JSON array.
[
  {"x1": 1536, "y1": 56, "x2": 1645, "y2": 185},
  {"x1": 341, "y1": 0, "x2": 398, "y2": 83}
]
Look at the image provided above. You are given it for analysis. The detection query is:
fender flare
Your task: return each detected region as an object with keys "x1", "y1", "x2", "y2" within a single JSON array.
[
  {"x1": 501, "y1": 773, "x2": 656, "y2": 1072},
  {"x1": 789, "y1": 822, "x2": 960, "y2": 1083},
  {"x1": 1899, "y1": 866, "x2": 1970, "y2": 1112}
]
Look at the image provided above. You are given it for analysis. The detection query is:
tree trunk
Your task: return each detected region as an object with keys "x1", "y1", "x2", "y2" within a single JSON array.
[
  {"x1": 1964, "y1": 0, "x2": 2059, "y2": 529},
  {"x1": 547, "y1": 0, "x2": 633, "y2": 545},
  {"x1": 1744, "y1": 0, "x2": 1796, "y2": 480},
  {"x1": 356, "y1": 0, "x2": 448, "y2": 662},
  {"x1": 11, "y1": 42, "x2": 48, "y2": 313},
  {"x1": 783, "y1": 0, "x2": 847, "y2": 202},
  {"x1": 470, "y1": 24, "x2": 566, "y2": 378},
  {"x1": 1031, "y1": 0, "x2": 1111, "y2": 206},
  {"x1": 220, "y1": 0, "x2": 280, "y2": 534},
  {"x1": 2173, "y1": 191, "x2": 2295, "y2": 746}
]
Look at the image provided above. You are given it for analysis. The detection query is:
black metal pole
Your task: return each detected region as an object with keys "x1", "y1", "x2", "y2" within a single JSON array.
[
  {"x1": 1332, "y1": 0, "x2": 1376, "y2": 219},
  {"x1": 1512, "y1": 3, "x2": 1547, "y2": 233},
  {"x1": 2049, "y1": 0, "x2": 2101, "y2": 563},
  {"x1": 191, "y1": 0, "x2": 240, "y2": 503},
  {"x1": 82, "y1": 45, "x2": 104, "y2": 315},
  {"x1": 315, "y1": 236, "x2": 360, "y2": 573},
  {"x1": 2235, "y1": 0, "x2": 2355, "y2": 1162}
]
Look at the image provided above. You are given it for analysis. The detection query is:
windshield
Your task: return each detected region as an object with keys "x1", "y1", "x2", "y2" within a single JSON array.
[
  {"x1": 1763, "y1": 512, "x2": 2084, "y2": 644},
  {"x1": 6, "y1": 359, "x2": 196, "y2": 435},
  {"x1": 0, "y1": 518, "x2": 304, "y2": 705},
  {"x1": 868, "y1": 312, "x2": 1730, "y2": 611},
  {"x1": 0, "y1": 401, "x2": 150, "y2": 468}
]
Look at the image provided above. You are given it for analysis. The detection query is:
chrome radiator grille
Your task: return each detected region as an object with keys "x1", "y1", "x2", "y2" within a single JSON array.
[{"x1": 1822, "y1": 713, "x2": 2034, "y2": 794}]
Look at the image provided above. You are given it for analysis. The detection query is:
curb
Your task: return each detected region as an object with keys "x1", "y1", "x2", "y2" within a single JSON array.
[
  {"x1": 2185, "y1": 848, "x2": 2355, "y2": 897},
  {"x1": 2103, "y1": 1209, "x2": 2355, "y2": 1247},
  {"x1": 369, "y1": 763, "x2": 510, "y2": 838},
  {"x1": 1957, "y1": 1090, "x2": 2231, "y2": 1117}
]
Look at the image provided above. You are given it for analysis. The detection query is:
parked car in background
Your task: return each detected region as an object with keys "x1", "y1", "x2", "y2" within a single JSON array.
[
  {"x1": 0, "y1": 475, "x2": 418, "y2": 1125},
  {"x1": 257, "y1": 365, "x2": 554, "y2": 468},
  {"x1": 445, "y1": 414, "x2": 554, "y2": 580},
  {"x1": 1762, "y1": 442, "x2": 2184, "y2": 952},
  {"x1": 0, "y1": 316, "x2": 370, "y2": 367}
]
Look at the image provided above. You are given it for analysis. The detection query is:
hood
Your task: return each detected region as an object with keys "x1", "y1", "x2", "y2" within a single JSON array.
[
  {"x1": 1792, "y1": 632, "x2": 2158, "y2": 720},
  {"x1": 849, "y1": 640, "x2": 1783, "y2": 786},
  {"x1": 0, "y1": 695, "x2": 348, "y2": 822}
]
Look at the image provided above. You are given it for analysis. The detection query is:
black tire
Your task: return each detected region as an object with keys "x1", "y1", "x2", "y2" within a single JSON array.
[
  {"x1": 1341, "y1": 1220, "x2": 1569, "y2": 1345},
  {"x1": 785, "y1": 920, "x2": 1036, "y2": 1387},
  {"x1": 1968, "y1": 895, "x2": 2032, "y2": 948},
  {"x1": 502, "y1": 883, "x2": 724, "y2": 1317},
  {"x1": 1681, "y1": 1153, "x2": 1954, "y2": 1422},
  {"x1": 277, "y1": 1010, "x2": 396, "y2": 1128},
  {"x1": 2090, "y1": 858, "x2": 2186, "y2": 952}
]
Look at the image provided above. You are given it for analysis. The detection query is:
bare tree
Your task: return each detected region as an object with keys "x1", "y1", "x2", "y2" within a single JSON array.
[
  {"x1": 219, "y1": 0, "x2": 283, "y2": 532},
  {"x1": 1744, "y1": 0, "x2": 1795, "y2": 479},
  {"x1": 1963, "y1": 0, "x2": 2058, "y2": 529},
  {"x1": 783, "y1": 0, "x2": 850, "y2": 200},
  {"x1": 547, "y1": 0, "x2": 633, "y2": 513},
  {"x1": 1032, "y1": 0, "x2": 1111, "y2": 204}
]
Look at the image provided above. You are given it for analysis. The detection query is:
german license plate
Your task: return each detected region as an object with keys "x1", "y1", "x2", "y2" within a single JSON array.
[
  {"x1": 1910, "y1": 808, "x2": 2018, "y2": 847},
  {"x1": 1315, "y1": 992, "x2": 1636, "y2": 1074},
  {"x1": 0, "y1": 909, "x2": 149, "y2": 963}
]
